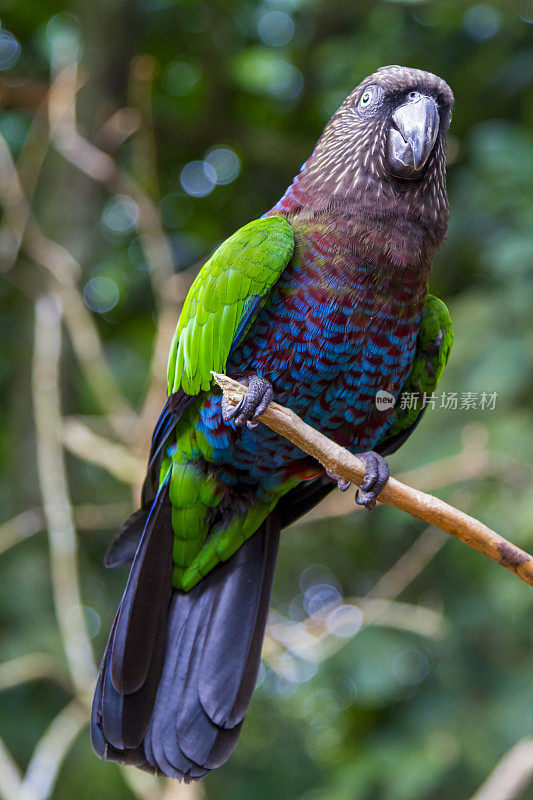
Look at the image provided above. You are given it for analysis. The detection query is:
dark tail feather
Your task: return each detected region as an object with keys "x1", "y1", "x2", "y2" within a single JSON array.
[
  {"x1": 104, "y1": 391, "x2": 197, "y2": 570},
  {"x1": 92, "y1": 508, "x2": 280, "y2": 780},
  {"x1": 103, "y1": 509, "x2": 147, "y2": 568},
  {"x1": 109, "y1": 480, "x2": 174, "y2": 695}
]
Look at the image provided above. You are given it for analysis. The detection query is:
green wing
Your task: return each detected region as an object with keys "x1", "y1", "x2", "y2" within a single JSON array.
[
  {"x1": 167, "y1": 216, "x2": 294, "y2": 396},
  {"x1": 377, "y1": 293, "x2": 453, "y2": 455}
]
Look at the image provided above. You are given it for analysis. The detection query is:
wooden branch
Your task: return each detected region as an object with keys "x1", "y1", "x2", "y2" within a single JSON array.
[{"x1": 213, "y1": 372, "x2": 533, "y2": 588}]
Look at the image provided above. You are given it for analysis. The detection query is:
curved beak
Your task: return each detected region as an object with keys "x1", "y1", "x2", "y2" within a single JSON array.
[{"x1": 388, "y1": 94, "x2": 439, "y2": 179}]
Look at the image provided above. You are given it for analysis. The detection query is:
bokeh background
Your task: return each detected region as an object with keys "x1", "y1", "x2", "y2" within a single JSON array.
[{"x1": 0, "y1": 1, "x2": 532, "y2": 799}]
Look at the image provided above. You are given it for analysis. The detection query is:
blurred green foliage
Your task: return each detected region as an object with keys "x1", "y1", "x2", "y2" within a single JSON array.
[{"x1": 0, "y1": 1, "x2": 532, "y2": 798}]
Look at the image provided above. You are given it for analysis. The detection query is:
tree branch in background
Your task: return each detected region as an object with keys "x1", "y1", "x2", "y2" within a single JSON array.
[
  {"x1": 24, "y1": 227, "x2": 138, "y2": 443},
  {"x1": 45, "y1": 59, "x2": 197, "y2": 459},
  {"x1": 213, "y1": 372, "x2": 533, "y2": 588},
  {"x1": 364, "y1": 524, "x2": 448, "y2": 602},
  {"x1": 62, "y1": 417, "x2": 145, "y2": 485},
  {"x1": 47, "y1": 61, "x2": 178, "y2": 307},
  {"x1": 0, "y1": 736, "x2": 22, "y2": 800},
  {"x1": 470, "y1": 739, "x2": 533, "y2": 800},
  {"x1": 0, "y1": 503, "x2": 132, "y2": 559},
  {"x1": 0, "y1": 60, "x2": 201, "y2": 797},
  {"x1": 0, "y1": 129, "x2": 137, "y2": 443},
  {"x1": 0, "y1": 94, "x2": 49, "y2": 274},
  {"x1": 18, "y1": 701, "x2": 87, "y2": 800},
  {"x1": 0, "y1": 653, "x2": 69, "y2": 694},
  {"x1": 32, "y1": 295, "x2": 96, "y2": 701},
  {"x1": 265, "y1": 515, "x2": 453, "y2": 670},
  {"x1": 264, "y1": 596, "x2": 447, "y2": 668}
]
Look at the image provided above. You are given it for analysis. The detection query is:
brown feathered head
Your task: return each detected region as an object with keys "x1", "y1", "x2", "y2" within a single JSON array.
[{"x1": 299, "y1": 65, "x2": 454, "y2": 241}]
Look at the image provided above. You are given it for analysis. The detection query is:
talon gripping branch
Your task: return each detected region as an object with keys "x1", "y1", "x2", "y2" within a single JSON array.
[{"x1": 92, "y1": 66, "x2": 454, "y2": 780}]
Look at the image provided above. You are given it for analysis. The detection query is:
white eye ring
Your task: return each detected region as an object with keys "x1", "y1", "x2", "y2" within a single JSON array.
[{"x1": 360, "y1": 89, "x2": 373, "y2": 108}]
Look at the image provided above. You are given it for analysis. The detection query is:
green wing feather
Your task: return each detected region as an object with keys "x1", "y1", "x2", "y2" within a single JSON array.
[
  {"x1": 167, "y1": 216, "x2": 294, "y2": 396},
  {"x1": 377, "y1": 293, "x2": 453, "y2": 451}
]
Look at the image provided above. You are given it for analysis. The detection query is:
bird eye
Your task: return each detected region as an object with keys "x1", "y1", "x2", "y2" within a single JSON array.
[{"x1": 359, "y1": 89, "x2": 373, "y2": 108}]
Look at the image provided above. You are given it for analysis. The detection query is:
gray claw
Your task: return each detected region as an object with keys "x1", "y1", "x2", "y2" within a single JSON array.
[
  {"x1": 222, "y1": 375, "x2": 273, "y2": 428},
  {"x1": 325, "y1": 469, "x2": 351, "y2": 492},
  {"x1": 355, "y1": 451, "x2": 389, "y2": 510},
  {"x1": 355, "y1": 490, "x2": 377, "y2": 510},
  {"x1": 221, "y1": 395, "x2": 242, "y2": 423}
]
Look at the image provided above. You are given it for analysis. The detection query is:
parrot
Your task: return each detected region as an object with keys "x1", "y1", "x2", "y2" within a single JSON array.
[{"x1": 91, "y1": 65, "x2": 455, "y2": 780}]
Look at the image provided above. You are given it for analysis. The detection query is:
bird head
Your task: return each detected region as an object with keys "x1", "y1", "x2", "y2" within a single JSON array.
[
  {"x1": 299, "y1": 66, "x2": 454, "y2": 237},
  {"x1": 343, "y1": 65, "x2": 454, "y2": 182}
]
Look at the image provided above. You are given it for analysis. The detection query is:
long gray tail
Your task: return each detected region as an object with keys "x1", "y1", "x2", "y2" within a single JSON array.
[{"x1": 91, "y1": 486, "x2": 280, "y2": 780}]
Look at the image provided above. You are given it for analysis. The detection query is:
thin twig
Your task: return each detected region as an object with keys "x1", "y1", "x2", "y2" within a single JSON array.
[
  {"x1": 163, "y1": 779, "x2": 205, "y2": 800},
  {"x1": 0, "y1": 134, "x2": 32, "y2": 273},
  {"x1": 0, "y1": 128, "x2": 136, "y2": 442},
  {"x1": 62, "y1": 418, "x2": 145, "y2": 486},
  {"x1": 0, "y1": 736, "x2": 22, "y2": 800},
  {"x1": 48, "y1": 62, "x2": 178, "y2": 308},
  {"x1": 265, "y1": 596, "x2": 446, "y2": 662},
  {"x1": 0, "y1": 503, "x2": 132, "y2": 558},
  {"x1": 19, "y1": 700, "x2": 87, "y2": 800},
  {"x1": 24, "y1": 224, "x2": 137, "y2": 442},
  {"x1": 0, "y1": 653, "x2": 70, "y2": 693},
  {"x1": 118, "y1": 767, "x2": 163, "y2": 800},
  {"x1": 0, "y1": 509, "x2": 45, "y2": 557},
  {"x1": 46, "y1": 60, "x2": 187, "y2": 456},
  {"x1": 365, "y1": 525, "x2": 448, "y2": 601},
  {"x1": 213, "y1": 372, "x2": 533, "y2": 587},
  {"x1": 470, "y1": 739, "x2": 533, "y2": 800},
  {"x1": 352, "y1": 596, "x2": 446, "y2": 637},
  {"x1": 128, "y1": 55, "x2": 160, "y2": 202},
  {"x1": 73, "y1": 502, "x2": 134, "y2": 531},
  {"x1": 97, "y1": 107, "x2": 142, "y2": 151},
  {"x1": 32, "y1": 295, "x2": 96, "y2": 702},
  {"x1": 0, "y1": 99, "x2": 49, "y2": 274}
]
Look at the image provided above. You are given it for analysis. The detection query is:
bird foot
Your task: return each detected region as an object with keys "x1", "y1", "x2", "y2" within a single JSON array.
[
  {"x1": 221, "y1": 375, "x2": 274, "y2": 430},
  {"x1": 354, "y1": 451, "x2": 390, "y2": 510},
  {"x1": 325, "y1": 469, "x2": 351, "y2": 492}
]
